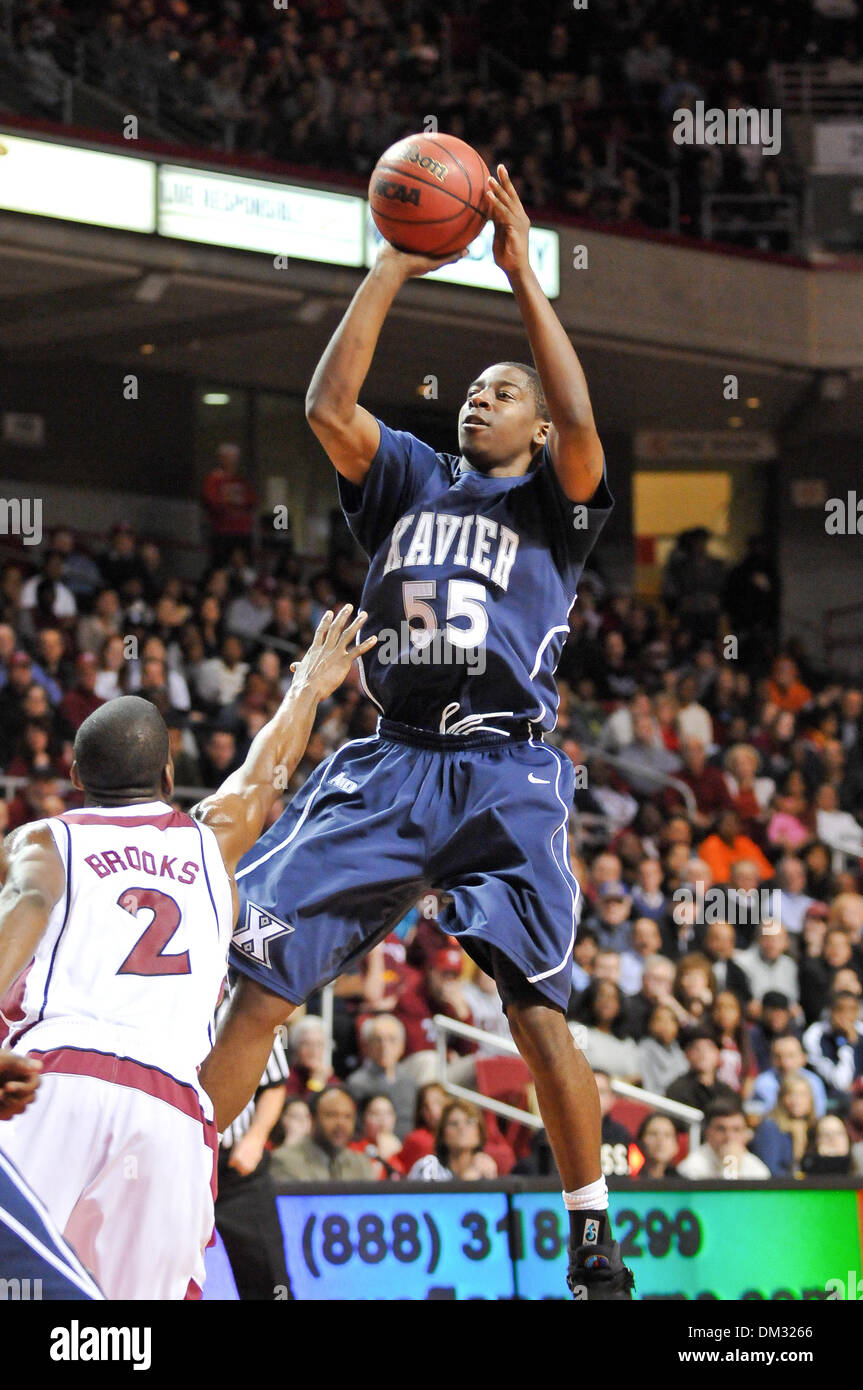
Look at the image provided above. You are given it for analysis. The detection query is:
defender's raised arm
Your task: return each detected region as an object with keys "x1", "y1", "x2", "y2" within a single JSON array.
[{"x1": 191, "y1": 606, "x2": 375, "y2": 880}]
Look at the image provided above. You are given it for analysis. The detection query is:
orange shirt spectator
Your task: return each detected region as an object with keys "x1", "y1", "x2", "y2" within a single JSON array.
[
  {"x1": 699, "y1": 817, "x2": 775, "y2": 883},
  {"x1": 765, "y1": 657, "x2": 811, "y2": 714}
]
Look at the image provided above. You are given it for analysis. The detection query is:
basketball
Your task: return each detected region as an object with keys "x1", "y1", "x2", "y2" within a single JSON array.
[{"x1": 368, "y1": 132, "x2": 491, "y2": 257}]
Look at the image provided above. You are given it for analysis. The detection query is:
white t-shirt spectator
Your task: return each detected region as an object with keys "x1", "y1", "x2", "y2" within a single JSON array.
[
  {"x1": 677, "y1": 1144, "x2": 770, "y2": 1179},
  {"x1": 20, "y1": 575, "x2": 77, "y2": 618}
]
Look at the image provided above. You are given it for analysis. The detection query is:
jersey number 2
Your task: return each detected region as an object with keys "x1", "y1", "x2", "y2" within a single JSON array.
[{"x1": 116, "y1": 887, "x2": 191, "y2": 977}]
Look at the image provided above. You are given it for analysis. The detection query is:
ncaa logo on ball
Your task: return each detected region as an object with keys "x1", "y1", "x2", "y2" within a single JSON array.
[
  {"x1": 396, "y1": 142, "x2": 447, "y2": 181},
  {"x1": 375, "y1": 177, "x2": 420, "y2": 206}
]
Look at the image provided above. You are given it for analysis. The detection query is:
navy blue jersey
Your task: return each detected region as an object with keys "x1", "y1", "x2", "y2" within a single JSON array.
[{"x1": 339, "y1": 421, "x2": 613, "y2": 734}]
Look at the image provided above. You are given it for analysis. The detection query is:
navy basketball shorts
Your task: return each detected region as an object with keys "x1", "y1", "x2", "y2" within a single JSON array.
[
  {"x1": 230, "y1": 721, "x2": 580, "y2": 1013},
  {"x1": 0, "y1": 1146, "x2": 103, "y2": 1300}
]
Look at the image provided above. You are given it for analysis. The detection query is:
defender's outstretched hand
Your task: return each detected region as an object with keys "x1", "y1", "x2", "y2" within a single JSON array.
[
  {"x1": 290, "y1": 605, "x2": 377, "y2": 696},
  {"x1": 487, "y1": 164, "x2": 531, "y2": 276},
  {"x1": 0, "y1": 1051, "x2": 41, "y2": 1120}
]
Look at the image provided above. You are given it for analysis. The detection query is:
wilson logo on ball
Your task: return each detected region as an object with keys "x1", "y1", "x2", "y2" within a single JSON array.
[
  {"x1": 395, "y1": 142, "x2": 448, "y2": 182},
  {"x1": 375, "y1": 178, "x2": 421, "y2": 206}
]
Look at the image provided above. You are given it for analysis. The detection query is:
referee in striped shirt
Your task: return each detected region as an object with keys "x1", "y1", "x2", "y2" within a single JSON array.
[{"x1": 214, "y1": 989, "x2": 293, "y2": 1300}]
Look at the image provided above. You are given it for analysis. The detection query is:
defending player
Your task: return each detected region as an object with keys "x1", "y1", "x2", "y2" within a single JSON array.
[
  {"x1": 201, "y1": 164, "x2": 633, "y2": 1298},
  {"x1": 0, "y1": 606, "x2": 373, "y2": 1299}
]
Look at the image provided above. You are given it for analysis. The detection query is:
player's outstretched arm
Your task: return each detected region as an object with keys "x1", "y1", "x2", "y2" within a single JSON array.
[
  {"x1": 0, "y1": 824, "x2": 65, "y2": 1000},
  {"x1": 191, "y1": 606, "x2": 376, "y2": 877},
  {"x1": 486, "y1": 163, "x2": 605, "y2": 503},
  {"x1": 305, "y1": 241, "x2": 466, "y2": 484}
]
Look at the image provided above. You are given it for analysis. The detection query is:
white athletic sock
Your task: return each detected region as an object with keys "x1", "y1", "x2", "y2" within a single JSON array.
[{"x1": 562, "y1": 1176, "x2": 609, "y2": 1211}]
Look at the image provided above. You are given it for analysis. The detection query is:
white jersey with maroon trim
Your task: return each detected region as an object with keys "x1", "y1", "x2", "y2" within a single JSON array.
[{"x1": 3, "y1": 801, "x2": 234, "y2": 1095}]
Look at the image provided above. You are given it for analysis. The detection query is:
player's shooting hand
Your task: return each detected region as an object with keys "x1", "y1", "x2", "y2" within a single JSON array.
[
  {"x1": 0, "y1": 1051, "x2": 41, "y2": 1120},
  {"x1": 290, "y1": 605, "x2": 377, "y2": 700},
  {"x1": 374, "y1": 239, "x2": 468, "y2": 282},
  {"x1": 486, "y1": 164, "x2": 531, "y2": 276}
]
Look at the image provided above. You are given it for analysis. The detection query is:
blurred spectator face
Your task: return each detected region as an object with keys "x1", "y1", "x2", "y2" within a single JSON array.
[
  {"x1": 713, "y1": 991, "x2": 741, "y2": 1033},
  {"x1": 600, "y1": 891, "x2": 631, "y2": 928},
  {"x1": 0, "y1": 625, "x2": 14, "y2": 661},
  {"x1": 141, "y1": 657, "x2": 166, "y2": 689},
  {"x1": 632, "y1": 712, "x2": 656, "y2": 745},
  {"x1": 824, "y1": 929, "x2": 852, "y2": 969},
  {"x1": 842, "y1": 690, "x2": 863, "y2": 720},
  {"x1": 771, "y1": 1035, "x2": 806, "y2": 1076},
  {"x1": 640, "y1": 1115, "x2": 678, "y2": 1166},
  {"x1": 314, "y1": 1091, "x2": 357, "y2": 1151},
  {"x1": 731, "y1": 860, "x2": 759, "y2": 893},
  {"x1": 101, "y1": 636, "x2": 125, "y2": 671},
  {"x1": 632, "y1": 918, "x2": 661, "y2": 957},
  {"x1": 664, "y1": 818, "x2": 692, "y2": 847},
  {"x1": 832, "y1": 894, "x2": 863, "y2": 937},
  {"x1": 572, "y1": 934, "x2": 597, "y2": 972},
  {"x1": 803, "y1": 912, "x2": 828, "y2": 955},
  {"x1": 758, "y1": 924, "x2": 787, "y2": 960},
  {"x1": 594, "y1": 949, "x2": 621, "y2": 984},
  {"x1": 9, "y1": 655, "x2": 33, "y2": 692},
  {"x1": 779, "y1": 857, "x2": 806, "y2": 894},
  {"x1": 22, "y1": 684, "x2": 50, "y2": 719},
  {"x1": 282, "y1": 1099, "x2": 312, "y2": 1145},
  {"x1": 684, "y1": 857, "x2": 713, "y2": 891},
  {"x1": 167, "y1": 726, "x2": 184, "y2": 758},
  {"x1": 363, "y1": 1096, "x2": 397, "y2": 1143},
  {"x1": 593, "y1": 1071, "x2": 615, "y2": 1116},
  {"x1": 363, "y1": 1016, "x2": 405, "y2": 1070},
  {"x1": 648, "y1": 1004, "x2": 678, "y2": 1045},
  {"x1": 704, "y1": 920, "x2": 735, "y2": 960},
  {"x1": 418, "y1": 1084, "x2": 447, "y2": 1131},
  {"x1": 637, "y1": 858, "x2": 663, "y2": 893},
  {"x1": 207, "y1": 731, "x2": 236, "y2": 772},
  {"x1": 258, "y1": 651, "x2": 281, "y2": 683},
  {"x1": 779, "y1": 1076, "x2": 814, "y2": 1120},
  {"x1": 222, "y1": 636, "x2": 244, "y2": 666},
  {"x1": 705, "y1": 1110, "x2": 752, "y2": 1160},
  {"x1": 762, "y1": 1000, "x2": 792, "y2": 1034},
  {"x1": 591, "y1": 852, "x2": 622, "y2": 887},
  {"x1": 642, "y1": 957, "x2": 674, "y2": 1001},
  {"x1": 592, "y1": 979, "x2": 621, "y2": 1024},
  {"x1": 814, "y1": 1115, "x2": 850, "y2": 1157},
  {"x1": 833, "y1": 968, "x2": 861, "y2": 998},
  {"x1": 76, "y1": 655, "x2": 98, "y2": 691},
  {"x1": 682, "y1": 738, "x2": 705, "y2": 773},
  {"x1": 41, "y1": 794, "x2": 66, "y2": 817},
  {"x1": 216, "y1": 443, "x2": 241, "y2": 474},
  {"x1": 830, "y1": 994, "x2": 860, "y2": 1036},
  {"x1": 38, "y1": 629, "x2": 64, "y2": 666},
  {"x1": 816, "y1": 785, "x2": 838, "y2": 812},
  {"x1": 96, "y1": 590, "x2": 120, "y2": 620},
  {"x1": 717, "y1": 810, "x2": 741, "y2": 844},
  {"x1": 200, "y1": 596, "x2": 221, "y2": 625},
  {"x1": 440, "y1": 1104, "x2": 482, "y2": 1158},
  {"x1": 665, "y1": 844, "x2": 690, "y2": 881},
  {"x1": 0, "y1": 800, "x2": 8, "y2": 836},
  {"x1": 686, "y1": 1036, "x2": 719, "y2": 1077}
]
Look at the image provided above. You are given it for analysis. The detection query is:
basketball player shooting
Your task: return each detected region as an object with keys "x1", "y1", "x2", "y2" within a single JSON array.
[
  {"x1": 201, "y1": 164, "x2": 633, "y2": 1299},
  {"x1": 0, "y1": 606, "x2": 374, "y2": 1299}
]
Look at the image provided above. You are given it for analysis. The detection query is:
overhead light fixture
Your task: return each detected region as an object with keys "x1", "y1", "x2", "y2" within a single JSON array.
[
  {"x1": 139, "y1": 343, "x2": 156, "y2": 355},
  {"x1": 728, "y1": 416, "x2": 743, "y2": 428},
  {"x1": 746, "y1": 397, "x2": 760, "y2": 409},
  {"x1": 202, "y1": 393, "x2": 231, "y2": 406},
  {"x1": 820, "y1": 373, "x2": 848, "y2": 402}
]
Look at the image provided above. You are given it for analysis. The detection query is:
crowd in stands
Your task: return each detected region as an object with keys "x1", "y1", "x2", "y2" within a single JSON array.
[
  {"x1": 7, "y1": 0, "x2": 855, "y2": 249},
  {"x1": 1, "y1": 450, "x2": 863, "y2": 1188}
]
